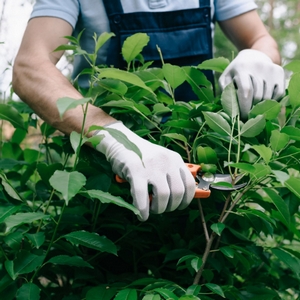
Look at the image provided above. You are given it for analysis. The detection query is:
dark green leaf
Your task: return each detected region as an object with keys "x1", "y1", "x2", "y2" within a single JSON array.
[
  {"x1": 25, "y1": 232, "x2": 45, "y2": 249},
  {"x1": 205, "y1": 283, "x2": 225, "y2": 298},
  {"x1": 114, "y1": 289, "x2": 138, "y2": 300},
  {"x1": 162, "y1": 133, "x2": 187, "y2": 144},
  {"x1": 240, "y1": 115, "x2": 265, "y2": 137},
  {"x1": 47, "y1": 255, "x2": 93, "y2": 268},
  {"x1": 210, "y1": 223, "x2": 225, "y2": 236},
  {"x1": 0, "y1": 205, "x2": 21, "y2": 223},
  {"x1": 220, "y1": 246, "x2": 235, "y2": 258},
  {"x1": 203, "y1": 112, "x2": 231, "y2": 136},
  {"x1": 86, "y1": 285, "x2": 117, "y2": 300},
  {"x1": 98, "y1": 78, "x2": 128, "y2": 95},
  {"x1": 281, "y1": 126, "x2": 300, "y2": 141},
  {"x1": 272, "y1": 248, "x2": 300, "y2": 277},
  {"x1": 63, "y1": 230, "x2": 117, "y2": 255},
  {"x1": 16, "y1": 283, "x2": 40, "y2": 300}
]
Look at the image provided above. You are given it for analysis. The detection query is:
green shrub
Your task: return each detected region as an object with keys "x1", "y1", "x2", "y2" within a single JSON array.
[{"x1": 0, "y1": 33, "x2": 300, "y2": 300}]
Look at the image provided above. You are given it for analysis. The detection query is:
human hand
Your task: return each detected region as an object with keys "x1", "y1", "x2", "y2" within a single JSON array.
[
  {"x1": 219, "y1": 49, "x2": 285, "y2": 120},
  {"x1": 95, "y1": 122, "x2": 196, "y2": 221}
]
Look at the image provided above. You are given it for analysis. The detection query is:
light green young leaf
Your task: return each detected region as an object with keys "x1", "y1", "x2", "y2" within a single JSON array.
[
  {"x1": 198, "y1": 57, "x2": 230, "y2": 72},
  {"x1": 80, "y1": 190, "x2": 141, "y2": 217},
  {"x1": 4, "y1": 212, "x2": 48, "y2": 232},
  {"x1": 153, "y1": 103, "x2": 171, "y2": 115},
  {"x1": 95, "y1": 32, "x2": 115, "y2": 53},
  {"x1": 272, "y1": 170, "x2": 289, "y2": 185},
  {"x1": 270, "y1": 130, "x2": 290, "y2": 152},
  {"x1": 240, "y1": 115, "x2": 265, "y2": 137},
  {"x1": 16, "y1": 283, "x2": 40, "y2": 300},
  {"x1": 162, "y1": 133, "x2": 187, "y2": 144},
  {"x1": 162, "y1": 63, "x2": 186, "y2": 89},
  {"x1": 252, "y1": 145, "x2": 272, "y2": 164},
  {"x1": 49, "y1": 170, "x2": 86, "y2": 204},
  {"x1": 227, "y1": 162, "x2": 256, "y2": 174},
  {"x1": 114, "y1": 289, "x2": 138, "y2": 300},
  {"x1": 25, "y1": 232, "x2": 45, "y2": 249},
  {"x1": 70, "y1": 131, "x2": 88, "y2": 155},
  {"x1": 203, "y1": 112, "x2": 231, "y2": 136},
  {"x1": 205, "y1": 283, "x2": 225, "y2": 298},
  {"x1": 210, "y1": 223, "x2": 225, "y2": 236},
  {"x1": 281, "y1": 126, "x2": 300, "y2": 141},
  {"x1": 284, "y1": 176, "x2": 300, "y2": 199},
  {"x1": 98, "y1": 68, "x2": 154, "y2": 94},
  {"x1": 249, "y1": 99, "x2": 281, "y2": 120},
  {"x1": 56, "y1": 97, "x2": 92, "y2": 119},
  {"x1": 263, "y1": 188, "x2": 290, "y2": 226},
  {"x1": 272, "y1": 248, "x2": 300, "y2": 277},
  {"x1": 251, "y1": 164, "x2": 271, "y2": 180},
  {"x1": 0, "y1": 104, "x2": 25, "y2": 129},
  {"x1": 63, "y1": 230, "x2": 117, "y2": 255},
  {"x1": 47, "y1": 255, "x2": 93, "y2": 269},
  {"x1": 288, "y1": 72, "x2": 300, "y2": 108},
  {"x1": 122, "y1": 33, "x2": 150, "y2": 64},
  {"x1": 196, "y1": 146, "x2": 218, "y2": 164},
  {"x1": 220, "y1": 82, "x2": 239, "y2": 119},
  {"x1": 284, "y1": 60, "x2": 300, "y2": 73}
]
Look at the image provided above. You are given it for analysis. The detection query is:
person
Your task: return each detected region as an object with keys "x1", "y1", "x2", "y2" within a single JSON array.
[{"x1": 12, "y1": 0, "x2": 285, "y2": 221}]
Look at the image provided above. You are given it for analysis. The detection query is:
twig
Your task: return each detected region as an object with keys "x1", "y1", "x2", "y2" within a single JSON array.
[{"x1": 197, "y1": 199, "x2": 209, "y2": 242}]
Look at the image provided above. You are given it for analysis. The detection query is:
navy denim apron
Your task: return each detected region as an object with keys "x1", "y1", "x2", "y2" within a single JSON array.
[{"x1": 103, "y1": 0, "x2": 213, "y2": 100}]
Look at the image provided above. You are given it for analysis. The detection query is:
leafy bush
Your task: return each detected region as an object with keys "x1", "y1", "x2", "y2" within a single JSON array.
[{"x1": 1, "y1": 33, "x2": 300, "y2": 300}]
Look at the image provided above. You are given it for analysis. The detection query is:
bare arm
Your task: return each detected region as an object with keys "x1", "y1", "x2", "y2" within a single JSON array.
[
  {"x1": 218, "y1": 10, "x2": 281, "y2": 65},
  {"x1": 12, "y1": 17, "x2": 115, "y2": 136}
]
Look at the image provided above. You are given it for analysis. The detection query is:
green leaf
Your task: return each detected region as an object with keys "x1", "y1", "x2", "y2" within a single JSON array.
[
  {"x1": 86, "y1": 285, "x2": 117, "y2": 300},
  {"x1": 186, "y1": 285, "x2": 201, "y2": 296},
  {"x1": 198, "y1": 57, "x2": 230, "y2": 72},
  {"x1": 0, "y1": 204, "x2": 21, "y2": 223},
  {"x1": 49, "y1": 170, "x2": 86, "y2": 204},
  {"x1": 63, "y1": 230, "x2": 117, "y2": 255},
  {"x1": 191, "y1": 257, "x2": 202, "y2": 273},
  {"x1": 0, "y1": 103, "x2": 25, "y2": 129},
  {"x1": 240, "y1": 115, "x2": 265, "y2": 137},
  {"x1": 196, "y1": 146, "x2": 218, "y2": 164},
  {"x1": 152, "y1": 288, "x2": 179, "y2": 300},
  {"x1": 98, "y1": 68, "x2": 154, "y2": 94},
  {"x1": 249, "y1": 99, "x2": 281, "y2": 120},
  {"x1": 281, "y1": 126, "x2": 300, "y2": 141},
  {"x1": 89, "y1": 125, "x2": 143, "y2": 161},
  {"x1": 56, "y1": 97, "x2": 92, "y2": 119},
  {"x1": 284, "y1": 60, "x2": 300, "y2": 72},
  {"x1": 5, "y1": 251, "x2": 45, "y2": 280},
  {"x1": 203, "y1": 112, "x2": 231, "y2": 136},
  {"x1": 288, "y1": 72, "x2": 300, "y2": 108},
  {"x1": 162, "y1": 63, "x2": 186, "y2": 89},
  {"x1": 270, "y1": 130, "x2": 289, "y2": 151},
  {"x1": 205, "y1": 283, "x2": 225, "y2": 298},
  {"x1": 227, "y1": 162, "x2": 256, "y2": 174},
  {"x1": 70, "y1": 131, "x2": 88, "y2": 155},
  {"x1": 251, "y1": 164, "x2": 271, "y2": 180},
  {"x1": 0, "y1": 173, "x2": 23, "y2": 201},
  {"x1": 284, "y1": 176, "x2": 300, "y2": 199},
  {"x1": 4, "y1": 232, "x2": 23, "y2": 250},
  {"x1": 115, "y1": 289, "x2": 138, "y2": 300},
  {"x1": 177, "y1": 255, "x2": 199, "y2": 266},
  {"x1": 272, "y1": 248, "x2": 300, "y2": 277},
  {"x1": 142, "y1": 295, "x2": 161, "y2": 300},
  {"x1": 47, "y1": 255, "x2": 93, "y2": 268},
  {"x1": 122, "y1": 33, "x2": 150, "y2": 64},
  {"x1": 263, "y1": 188, "x2": 290, "y2": 226},
  {"x1": 16, "y1": 283, "x2": 40, "y2": 300},
  {"x1": 210, "y1": 223, "x2": 225, "y2": 236},
  {"x1": 80, "y1": 190, "x2": 141, "y2": 217},
  {"x1": 95, "y1": 32, "x2": 115, "y2": 52},
  {"x1": 220, "y1": 82, "x2": 239, "y2": 119},
  {"x1": 101, "y1": 100, "x2": 151, "y2": 116},
  {"x1": 220, "y1": 246, "x2": 235, "y2": 258},
  {"x1": 98, "y1": 78, "x2": 128, "y2": 95},
  {"x1": 162, "y1": 133, "x2": 187, "y2": 144},
  {"x1": 179, "y1": 297, "x2": 200, "y2": 300},
  {"x1": 25, "y1": 232, "x2": 45, "y2": 249},
  {"x1": 4, "y1": 212, "x2": 48, "y2": 232},
  {"x1": 252, "y1": 145, "x2": 272, "y2": 164},
  {"x1": 153, "y1": 103, "x2": 171, "y2": 115}
]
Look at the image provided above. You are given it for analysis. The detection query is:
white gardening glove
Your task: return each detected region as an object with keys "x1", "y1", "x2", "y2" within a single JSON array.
[
  {"x1": 219, "y1": 49, "x2": 285, "y2": 120},
  {"x1": 95, "y1": 122, "x2": 196, "y2": 221}
]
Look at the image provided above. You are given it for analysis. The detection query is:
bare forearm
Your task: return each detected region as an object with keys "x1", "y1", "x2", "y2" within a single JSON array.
[{"x1": 13, "y1": 58, "x2": 115, "y2": 136}]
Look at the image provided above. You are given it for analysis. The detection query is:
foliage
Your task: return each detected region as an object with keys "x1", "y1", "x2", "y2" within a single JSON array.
[{"x1": 1, "y1": 32, "x2": 300, "y2": 300}]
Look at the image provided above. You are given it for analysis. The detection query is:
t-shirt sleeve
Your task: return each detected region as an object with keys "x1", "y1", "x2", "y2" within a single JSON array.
[
  {"x1": 215, "y1": 0, "x2": 258, "y2": 22},
  {"x1": 30, "y1": 0, "x2": 80, "y2": 29}
]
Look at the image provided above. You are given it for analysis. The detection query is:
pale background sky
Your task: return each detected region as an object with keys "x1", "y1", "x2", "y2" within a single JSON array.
[{"x1": 0, "y1": 0, "x2": 33, "y2": 97}]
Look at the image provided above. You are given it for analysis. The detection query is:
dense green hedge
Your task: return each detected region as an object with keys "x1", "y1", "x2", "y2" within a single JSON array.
[{"x1": 1, "y1": 33, "x2": 300, "y2": 299}]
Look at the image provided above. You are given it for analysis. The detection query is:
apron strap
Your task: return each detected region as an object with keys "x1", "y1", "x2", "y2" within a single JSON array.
[
  {"x1": 200, "y1": 0, "x2": 211, "y2": 7},
  {"x1": 103, "y1": 0, "x2": 124, "y2": 15}
]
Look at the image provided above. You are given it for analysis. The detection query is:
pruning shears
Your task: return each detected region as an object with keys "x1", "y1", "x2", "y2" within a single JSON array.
[
  {"x1": 186, "y1": 163, "x2": 247, "y2": 198},
  {"x1": 115, "y1": 163, "x2": 247, "y2": 199}
]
